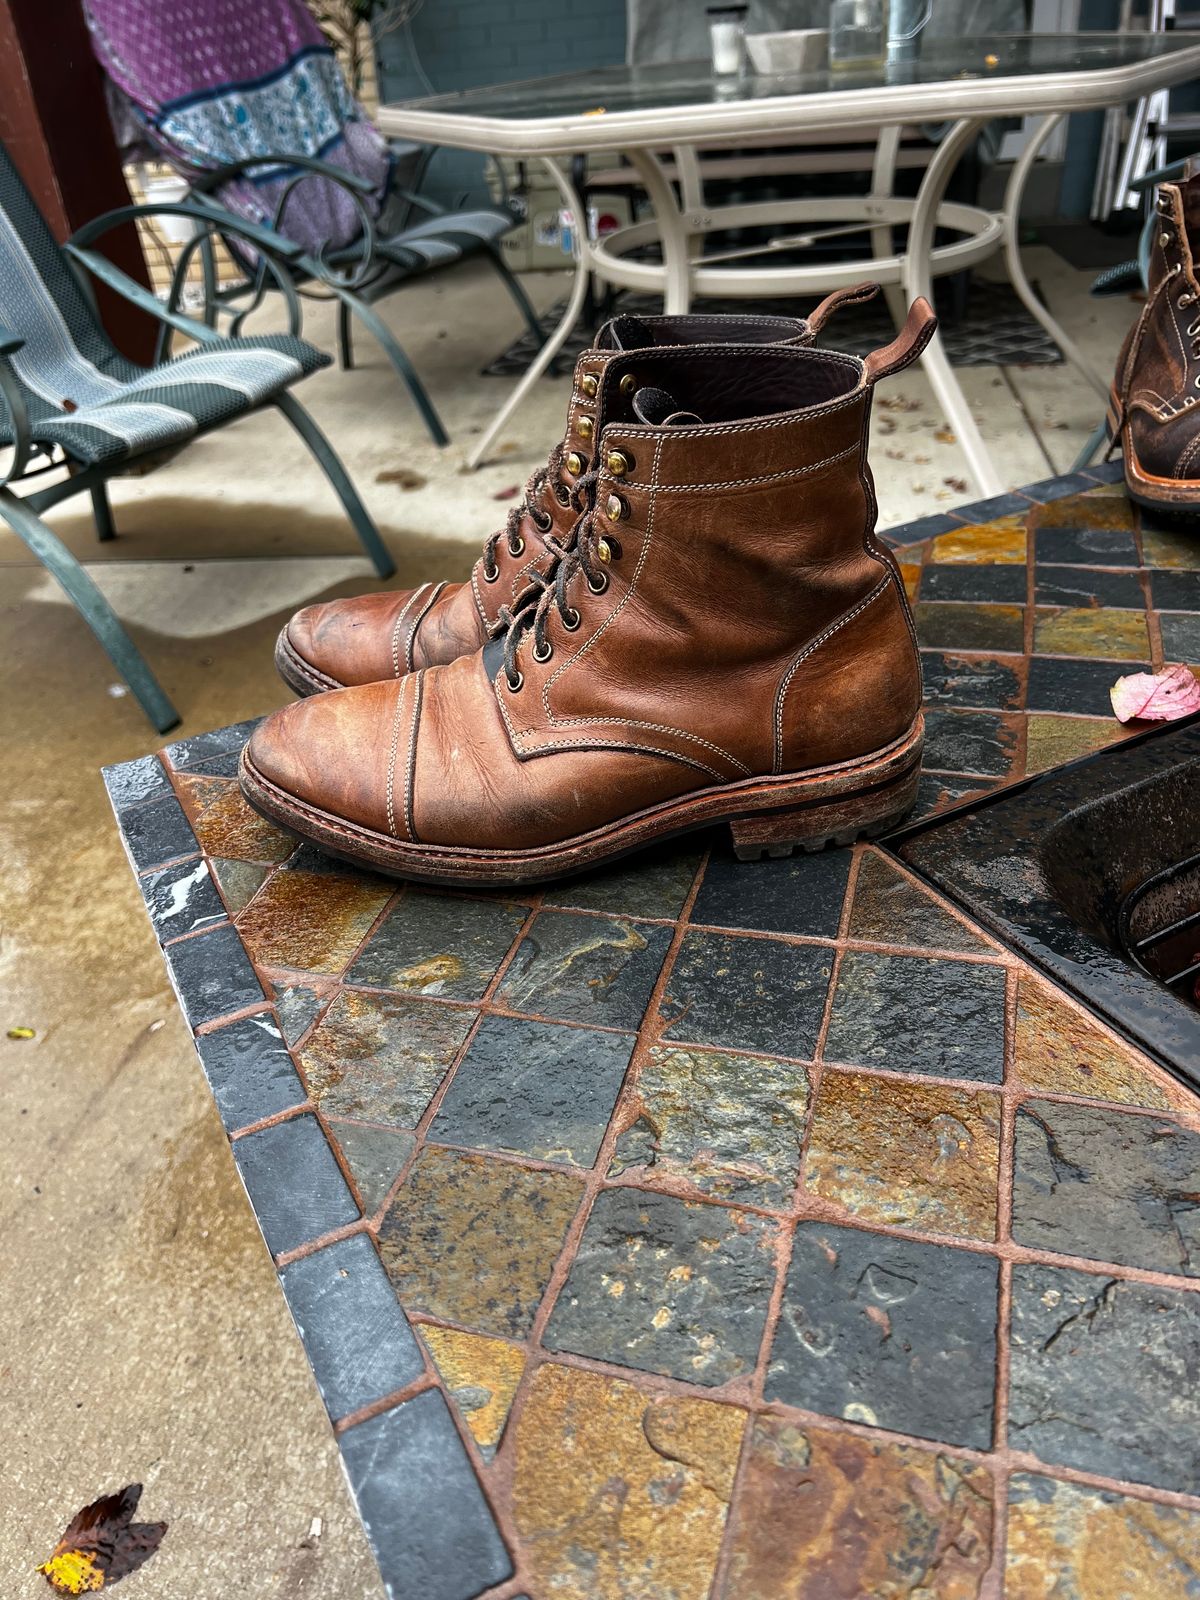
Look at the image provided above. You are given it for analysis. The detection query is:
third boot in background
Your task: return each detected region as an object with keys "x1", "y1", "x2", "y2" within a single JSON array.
[
  {"x1": 241, "y1": 302, "x2": 935, "y2": 887},
  {"x1": 275, "y1": 286, "x2": 881, "y2": 694}
]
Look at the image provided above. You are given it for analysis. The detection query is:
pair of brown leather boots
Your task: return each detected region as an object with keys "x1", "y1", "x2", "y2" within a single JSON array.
[{"x1": 240, "y1": 285, "x2": 932, "y2": 887}]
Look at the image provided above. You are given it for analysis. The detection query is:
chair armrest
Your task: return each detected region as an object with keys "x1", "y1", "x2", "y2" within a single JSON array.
[
  {"x1": 189, "y1": 152, "x2": 376, "y2": 195},
  {"x1": 69, "y1": 201, "x2": 305, "y2": 262},
  {"x1": 392, "y1": 185, "x2": 445, "y2": 217}
]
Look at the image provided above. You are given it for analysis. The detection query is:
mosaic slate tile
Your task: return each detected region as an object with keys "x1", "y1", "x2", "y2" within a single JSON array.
[
  {"x1": 1008, "y1": 1262, "x2": 1200, "y2": 1492},
  {"x1": 919, "y1": 562, "x2": 1027, "y2": 603},
  {"x1": 609, "y1": 1044, "x2": 810, "y2": 1205},
  {"x1": 720, "y1": 1420, "x2": 994, "y2": 1600},
  {"x1": 1026, "y1": 655, "x2": 1148, "y2": 716},
  {"x1": 299, "y1": 990, "x2": 473, "y2": 1128},
  {"x1": 690, "y1": 847, "x2": 851, "y2": 939},
  {"x1": 378, "y1": 1147, "x2": 582, "y2": 1336},
  {"x1": 1152, "y1": 569, "x2": 1200, "y2": 610},
  {"x1": 163, "y1": 921, "x2": 265, "y2": 1030},
  {"x1": 512, "y1": 1363, "x2": 743, "y2": 1600},
  {"x1": 1013, "y1": 976, "x2": 1177, "y2": 1111},
  {"x1": 497, "y1": 911, "x2": 672, "y2": 1029},
  {"x1": 182, "y1": 748, "x2": 243, "y2": 779},
  {"x1": 825, "y1": 950, "x2": 1007, "y2": 1082},
  {"x1": 420, "y1": 1326, "x2": 524, "y2": 1459},
  {"x1": 1033, "y1": 606, "x2": 1150, "y2": 660},
  {"x1": 1024, "y1": 714, "x2": 1125, "y2": 775},
  {"x1": 543, "y1": 839, "x2": 701, "y2": 919},
  {"x1": 658, "y1": 930, "x2": 832, "y2": 1058},
  {"x1": 231, "y1": 1113, "x2": 359, "y2": 1257},
  {"x1": 913, "y1": 772, "x2": 998, "y2": 819},
  {"x1": 431, "y1": 1015, "x2": 633, "y2": 1168},
  {"x1": 121, "y1": 792, "x2": 197, "y2": 872},
  {"x1": 181, "y1": 779, "x2": 294, "y2": 864},
  {"x1": 1034, "y1": 565, "x2": 1146, "y2": 609},
  {"x1": 920, "y1": 707, "x2": 1020, "y2": 777},
  {"x1": 847, "y1": 851, "x2": 990, "y2": 954},
  {"x1": 805, "y1": 1070, "x2": 1001, "y2": 1240},
  {"x1": 1013, "y1": 1099, "x2": 1200, "y2": 1275},
  {"x1": 279, "y1": 1232, "x2": 425, "y2": 1422},
  {"x1": 236, "y1": 868, "x2": 391, "y2": 976},
  {"x1": 1141, "y1": 520, "x2": 1200, "y2": 569},
  {"x1": 544, "y1": 1186, "x2": 777, "y2": 1385},
  {"x1": 766, "y1": 1222, "x2": 998, "y2": 1448},
  {"x1": 196, "y1": 1013, "x2": 306, "y2": 1133},
  {"x1": 162, "y1": 717, "x2": 259, "y2": 770},
  {"x1": 1034, "y1": 526, "x2": 1138, "y2": 566},
  {"x1": 138, "y1": 858, "x2": 226, "y2": 942},
  {"x1": 913, "y1": 601, "x2": 1024, "y2": 654},
  {"x1": 102, "y1": 751, "x2": 171, "y2": 815},
  {"x1": 1161, "y1": 613, "x2": 1200, "y2": 663},
  {"x1": 930, "y1": 515, "x2": 1027, "y2": 564},
  {"x1": 918, "y1": 650, "x2": 1023, "y2": 710},
  {"x1": 327, "y1": 1121, "x2": 415, "y2": 1215},
  {"x1": 348, "y1": 891, "x2": 526, "y2": 1000},
  {"x1": 209, "y1": 856, "x2": 269, "y2": 916},
  {"x1": 1006, "y1": 1472, "x2": 1200, "y2": 1600},
  {"x1": 884, "y1": 509, "x2": 963, "y2": 542},
  {"x1": 269, "y1": 979, "x2": 326, "y2": 1046},
  {"x1": 1027, "y1": 477, "x2": 1117, "y2": 511},
  {"x1": 950, "y1": 490, "x2": 1032, "y2": 521},
  {"x1": 339, "y1": 1389, "x2": 513, "y2": 1600}
]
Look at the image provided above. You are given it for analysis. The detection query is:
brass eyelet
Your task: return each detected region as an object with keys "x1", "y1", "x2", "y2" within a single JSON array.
[
  {"x1": 482, "y1": 563, "x2": 499, "y2": 583},
  {"x1": 565, "y1": 451, "x2": 586, "y2": 475},
  {"x1": 1161, "y1": 232, "x2": 1173, "y2": 247},
  {"x1": 506, "y1": 670, "x2": 523, "y2": 693},
  {"x1": 606, "y1": 449, "x2": 631, "y2": 477},
  {"x1": 597, "y1": 538, "x2": 612, "y2": 563},
  {"x1": 532, "y1": 638, "x2": 552, "y2": 664},
  {"x1": 533, "y1": 507, "x2": 553, "y2": 533},
  {"x1": 508, "y1": 534, "x2": 525, "y2": 558},
  {"x1": 605, "y1": 492, "x2": 627, "y2": 522},
  {"x1": 578, "y1": 415, "x2": 594, "y2": 442},
  {"x1": 588, "y1": 570, "x2": 609, "y2": 595},
  {"x1": 619, "y1": 373, "x2": 636, "y2": 395},
  {"x1": 562, "y1": 607, "x2": 581, "y2": 631},
  {"x1": 581, "y1": 373, "x2": 598, "y2": 398}
]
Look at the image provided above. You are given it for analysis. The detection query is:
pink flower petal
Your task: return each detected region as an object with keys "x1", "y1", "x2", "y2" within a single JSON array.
[{"x1": 1109, "y1": 664, "x2": 1200, "y2": 723}]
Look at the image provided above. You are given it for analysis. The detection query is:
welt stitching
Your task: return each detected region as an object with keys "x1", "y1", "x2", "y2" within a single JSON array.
[
  {"x1": 403, "y1": 671, "x2": 423, "y2": 843},
  {"x1": 405, "y1": 581, "x2": 445, "y2": 672},
  {"x1": 385, "y1": 676, "x2": 408, "y2": 837},
  {"x1": 773, "y1": 577, "x2": 890, "y2": 772},
  {"x1": 389, "y1": 585, "x2": 426, "y2": 681}
]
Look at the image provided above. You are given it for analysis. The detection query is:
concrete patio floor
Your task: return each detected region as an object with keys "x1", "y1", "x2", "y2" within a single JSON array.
[{"x1": 0, "y1": 247, "x2": 1144, "y2": 1598}]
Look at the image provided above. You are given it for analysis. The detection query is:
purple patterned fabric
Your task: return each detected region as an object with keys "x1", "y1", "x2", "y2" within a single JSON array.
[{"x1": 83, "y1": 0, "x2": 393, "y2": 254}]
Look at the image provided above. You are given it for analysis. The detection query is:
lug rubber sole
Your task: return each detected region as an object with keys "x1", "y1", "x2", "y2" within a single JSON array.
[
  {"x1": 239, "y1": 715, "x2": 924, "y2": 888},
  {"x1": 274, "y1": 627, "x2": 346, "y2": 699},
  {"x1": 1107, "y1": 390, "x2": 1200, "y2": 515}
]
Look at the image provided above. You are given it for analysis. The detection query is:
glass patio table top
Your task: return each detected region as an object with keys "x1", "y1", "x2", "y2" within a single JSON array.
[{"x1": 377, "y1": 33, "x2": 1200, "y2": 151}]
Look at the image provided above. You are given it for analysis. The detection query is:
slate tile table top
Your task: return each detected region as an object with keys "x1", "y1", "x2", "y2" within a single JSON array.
[{"x1": 106, "y1": 463, "x2": 1200, "y2": 1600}]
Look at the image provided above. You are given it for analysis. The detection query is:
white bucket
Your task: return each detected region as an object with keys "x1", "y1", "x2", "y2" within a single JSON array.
[{"x1": 141, "y1": 173, "x2": 202, "y2": 246}]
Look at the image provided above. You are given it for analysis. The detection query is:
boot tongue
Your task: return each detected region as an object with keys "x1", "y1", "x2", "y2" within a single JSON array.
[
  {"x1": 605, "y1": 314, "x2": 657, "y2": 350},
  {"x1": 631, "y1": 385, "x2": 702, "y2": 427}
]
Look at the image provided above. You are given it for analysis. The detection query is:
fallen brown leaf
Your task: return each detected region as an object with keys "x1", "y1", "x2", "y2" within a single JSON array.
[
  {"x1": 934, "y1": 427, "x2": 957, "y2": 445},
  {"x1": 943, "y1": 476, "x2": 968, "y2": 493},
  {"x1": 492, "y1": 485, "x2": 521, "y2": 501},
  {"x1": 39, "y1": 1486, "x2": 166, "y2": 1594},
  {"x1": 374, "y1": 467, "x2": 426, "y2": 490}
]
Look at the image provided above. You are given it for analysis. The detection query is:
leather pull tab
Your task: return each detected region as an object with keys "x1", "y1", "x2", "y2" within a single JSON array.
[
  {"x1": 862, "y1": 298, "x2": 937, "y2": 384},
  {"x1": 806, "y1": 281, "x2": 879, "y2": 336}
]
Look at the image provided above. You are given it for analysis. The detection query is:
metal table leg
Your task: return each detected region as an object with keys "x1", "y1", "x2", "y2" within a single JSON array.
[{"x1": 624, "y1": 147, "x2": 695, "y2": 314}]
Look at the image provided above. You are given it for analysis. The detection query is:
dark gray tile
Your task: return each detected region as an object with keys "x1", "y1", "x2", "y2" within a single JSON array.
[
  {"x1": 955, "y1": 490, "x2": 1033, "y2": 521},
  {"x1": 543, "y1": 839, "x2": 702, "y2": 919},
  {"x1": 1025, "y1": 472, "x2": 1099, "y2": 502},
  {"x1": 544, "y1": 1187, "x2": 777, "y2": 1386},
  {"x1": 103, "y1": 752, "x2": 171, "y2": 815},
  {"x1": 691, "y1": 848, "x2": 851, "y2": 939},
  {"x1": 922, "y1": 708, "x2": 1019, "y2": 778},
  {"x1": 270, "y1": 980, "x2": 326, "y2": 1046},
  {"x1": 121, "y1": 793, "x2": 198, "y2": 872},
  {"x1": 914, "y1": 602, "x2": 1025, "y2": 655},
  {"x1": 432, "y1": 1015, "x2": 633, "y2": 1168},
  {"x1": 885, "y1": 510, "x2": 964, "y2": 544},
  {"x1": 327, "y1": 1121, "x2": 416, "y2": 1214},
  {"x1": 1008, "y1": 1262, "x2": 1200, "y2": 1493},
  {"x1": 348, "y1": 892, "x2": 527, "y2": 1001},
  {"x1": 280, "y1": 1233, "x2": 425, "y2": 1422},
  {"x1": 232, "y1": 1113, "x2": 359, "y2": 1257},
  {"x1": 162, "y1": 717, "x2": 260, "y2": 770},
  {"x1": 825, "y1": 951, "x2": 1006, "y2": 1082},
  {"x1": 921, "y1": 564, "x2": 1027, "y2": 604},
  {"x1": 1152, "y1": 570, "x2": 1200, "y2": 611},
  {"x1": 766, "y1": 1221, "x2": 998, "y2": 1449},
  {"x1": 1161, "y1": 613, "x2": 1200, "y2": 663},
  {"x1": 197, "y1": 1013, "x2": 306, "y2": 1132},
  {"x1": 1027, "y1": 656, "x2": 1151, "y2": 717},
  {"x1": 139, "y1": 858, "x2": 227, "y2": 943},
  {"x1": 913, "y1": 773, "x2": 999, "y2": 820},
  {"x1": 163, "y1": 921, "x2": 265, "y2": 1030},
  {"x1": 497, "y1": 912, "x2": 672, "y2": 1029},
  {"x1": 182, "y1": 748, "x2": 243, "y2": 778},
  {"x1": 919, "y1": 651, "x2": 1023, "y2": 711},
  {"x1": 848, "y1": 852, "x2": 990, "y2": 955},
  {"x1": 1013, "y1": 1100, "x2": 1200, "y2": 1275},
  {"x1": 1034, "y1": 566, "x2": 1145, "y2": 609},
  {"x1": 1034, "y1": 526, "x2": 1138, "y2": 566},
  {"x1": 339, "y1": 1389, "x2": 512, "y2": 1600},
  {"x1": 659, "y1": 930, "x2": 832, "y2": 1058}
]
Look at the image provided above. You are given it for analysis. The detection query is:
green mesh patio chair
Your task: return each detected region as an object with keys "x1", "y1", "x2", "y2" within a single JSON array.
[{"x1": 0, "y1": 141, "x2": 393, "y2": 734}]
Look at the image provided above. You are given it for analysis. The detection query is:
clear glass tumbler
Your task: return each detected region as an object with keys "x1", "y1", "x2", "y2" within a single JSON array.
[{"x1": 829, "y1": 0, "x2": 886, "y2": 71}]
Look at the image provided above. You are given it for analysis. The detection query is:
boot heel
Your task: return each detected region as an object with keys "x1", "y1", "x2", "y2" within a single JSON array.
[{"x1": 728, "y1": 765, "x2": 920, "y2": 861}]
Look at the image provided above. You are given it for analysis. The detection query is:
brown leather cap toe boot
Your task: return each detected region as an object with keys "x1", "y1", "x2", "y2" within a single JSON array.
[
  {"x1": 243, "y1": 304, "x2": 933, "y2": 886},
  {"x1": 1111, "y1": 158, "x2": 1200, "y2": 513},
  {"x1": 275, "y1": 287, "x2": 880, "y2": 695}
]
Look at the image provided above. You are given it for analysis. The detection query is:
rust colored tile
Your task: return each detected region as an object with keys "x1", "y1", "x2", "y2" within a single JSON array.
[
  {"x1": 236, "y1": 868, "x2": 391, "y2": 975},
  {"x1": 378, "y1": 1148, "x2": 582, "y2": 1336},
  {"x1": 914, "y1": 602, "x2": 1025, "y2": 654},
  {"x1": 1142, "y1": 523, "x2": 1200, "y2": 570},
  {"x1": 299, "y1": 990, "x2": 474, "y2": 1126},
  {"x1": 1006, "y1": 1473, "x2": 1200, "y2": 1599},
  {"x1": 1024, "y1": 715, "x2": 1126, "y2": 776},
  {"x1": 420, "y1": 1326, "x2": 524, "y2": 1459},
  {"x1": 178, "y1": 775, "x2": 293, "y2": 863},
  {"x1": 720, "y1": 1419, "x2": 993, "y2": 1600},
  {"x1": 930, "y1": 516, "x2": 1028, "y2": 564},
  {"x1": 1014, "y1": 977, "x2": 1182, "y2": 1112},
  {"x1": 1033, "y1": 607, "x2": 1150, "y2": 661},
  {"x1": 899, "y1": 558, "x2": 922, "y2": 601},
  {"x1": 1034, "y1": 490, "x2": 1136, "y2": 532},
  {"x1": 512, "y1": 1362, "x2": 743, "y2": 1600},
  {"x1": 805, "y1": 1070, "x2": 1001, "y2": 1240}
]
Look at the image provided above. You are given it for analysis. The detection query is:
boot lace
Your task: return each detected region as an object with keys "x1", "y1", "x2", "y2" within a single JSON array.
[
  {"x1": 493, "y1": 468, "x2": 610, "y2": 691},
  {"x1": 479, "y1": 443, "x2": 564, "y2": 580}
]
